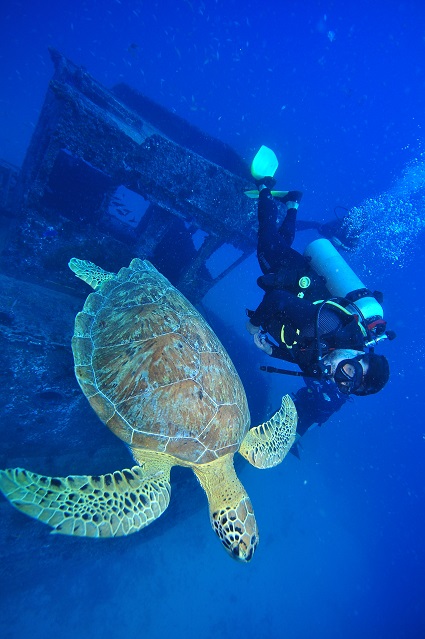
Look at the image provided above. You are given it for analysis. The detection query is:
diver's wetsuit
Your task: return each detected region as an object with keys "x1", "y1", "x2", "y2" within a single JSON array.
[
  {"x1": 251, "y1": 188, "x2": 366, "y2": 435},
  {"x1": 257, "y1": 188, "x2": 309, "y2": 275}
]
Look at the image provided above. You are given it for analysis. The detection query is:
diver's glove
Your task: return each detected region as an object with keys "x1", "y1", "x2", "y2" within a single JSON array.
[
  {"x1": 253, "y1": 331, "x2": 273, "y2": 355},
  {"x1": 246, "y1": 320, "x2": 260, "y2": 335}
]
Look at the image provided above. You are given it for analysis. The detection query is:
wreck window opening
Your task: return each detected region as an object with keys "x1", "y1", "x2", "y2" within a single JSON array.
[
  {"x1": 144, "y1": 212, "x2": 212, "y2": 285},
  {"x1": 205, "y1": 243, "x2": 243, "y2": 279},
  {"x1": 41, "y1": 149, "x2": 113, "y2": 222},
  {"x1": 191, "y1": 228, "x2": 208, "y2": 251},
  {"x1": 102, "y1": 185, "x2": 150, "y2": 236}
]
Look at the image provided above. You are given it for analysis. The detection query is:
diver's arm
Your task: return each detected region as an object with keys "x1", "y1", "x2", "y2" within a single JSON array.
[
  {"x1": 292, "y1": 382, "x2": 348, "y2": 437},
  {"x1": 253, "y1": 332, "x2": 295, "y2": 363}
]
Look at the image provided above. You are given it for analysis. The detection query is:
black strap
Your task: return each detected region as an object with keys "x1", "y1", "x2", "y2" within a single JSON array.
[{"x1": 260, "y1": 365, "x2": 315, "y2": 378}]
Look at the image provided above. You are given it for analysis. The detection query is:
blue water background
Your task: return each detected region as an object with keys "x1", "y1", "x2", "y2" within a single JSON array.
[{"x1": 1, "y1": 1, "x2": 424, "y2": 638}]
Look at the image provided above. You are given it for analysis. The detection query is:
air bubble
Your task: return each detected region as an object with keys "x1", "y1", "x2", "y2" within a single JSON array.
[{"x1": 343, "y1": 153, "x2": 425, "y2": 271}]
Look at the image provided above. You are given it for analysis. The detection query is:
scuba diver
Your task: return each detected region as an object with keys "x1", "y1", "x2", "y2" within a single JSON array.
[{"x1": 245, "y1": 146, "x2": 394, "y2": 444}]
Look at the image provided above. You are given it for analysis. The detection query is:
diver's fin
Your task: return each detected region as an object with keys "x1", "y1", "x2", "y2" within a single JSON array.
[
  {"x1": 250, "y1": 145, "x2": 279, "y2": 180},
  {"x1": 244, "y1": 189, "x2": 260, "y2": 198},
  {"x1": 244, "y1": 190, "x2": 290, "y2": 199}
]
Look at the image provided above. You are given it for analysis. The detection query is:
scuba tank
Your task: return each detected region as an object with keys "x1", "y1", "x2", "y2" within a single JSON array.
[{"x1": 303, "y1": 238, "x2": 385, "y2": 335}]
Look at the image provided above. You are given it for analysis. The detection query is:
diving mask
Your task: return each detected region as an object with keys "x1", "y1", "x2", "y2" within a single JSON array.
[{"x1": 334, "y1": 356, "x2": 364, "y2": 395}]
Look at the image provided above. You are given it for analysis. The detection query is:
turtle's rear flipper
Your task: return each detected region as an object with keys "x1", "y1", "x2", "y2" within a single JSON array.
[
  {"x1": 239, "y1": 394, "x2": 298, "y2": 469},
  {"x1": 0, "y1": 466, "x2": 171, "y2": 537}
]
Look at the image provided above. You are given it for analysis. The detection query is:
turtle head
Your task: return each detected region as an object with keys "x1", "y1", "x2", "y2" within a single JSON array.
[
  {"x1": 193, "y1": 456, "x2": 259, "y2": 562},
  {"x1": 211, "y1": 496, "x2": 259, "y2": 562}
]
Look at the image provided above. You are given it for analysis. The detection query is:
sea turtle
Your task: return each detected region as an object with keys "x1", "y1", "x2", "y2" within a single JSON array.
[{"x1": 0, "y1": 258, "x2": 297, "y2": 561}]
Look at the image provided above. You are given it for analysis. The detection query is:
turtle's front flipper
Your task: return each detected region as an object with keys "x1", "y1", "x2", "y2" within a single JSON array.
[
  {"x1": 0, "y1": 465, "x2": 171, "y2": 537},
  {"x1": 193, "y1": 455, "x2": 258, "y2": 562},
  {"x1": 239, "y1": 394, "x2": 298, "y2": 469},
  {"x1": 68, "y1": 258, "x2": 115, "y2": 290}
]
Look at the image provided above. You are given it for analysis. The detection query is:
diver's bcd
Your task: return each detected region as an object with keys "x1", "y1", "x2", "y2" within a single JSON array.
[{"x1": 257, "y1": 266, "x2": 327, "y2": 299}]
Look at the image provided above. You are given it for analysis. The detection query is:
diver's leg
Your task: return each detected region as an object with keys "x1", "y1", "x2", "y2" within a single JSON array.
[
  {"x1": 257, "y1": 188, "x2": 305, "y2": 274},
  {"x1": 256, "y1": 188, "x2": 281, "y2": 273},
  {"x1": 277, "y1": 191, "x2": 303, "y2": 245}
]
